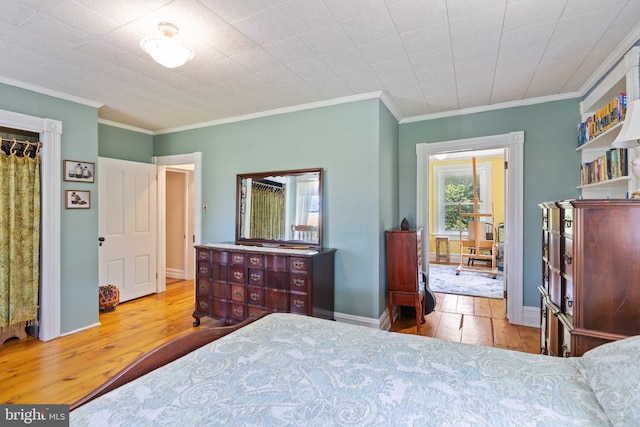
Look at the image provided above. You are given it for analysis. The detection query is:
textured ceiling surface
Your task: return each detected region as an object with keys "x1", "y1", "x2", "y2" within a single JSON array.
[{"x1": 1, "y1": 0, "x2": 640, "y2": 132}]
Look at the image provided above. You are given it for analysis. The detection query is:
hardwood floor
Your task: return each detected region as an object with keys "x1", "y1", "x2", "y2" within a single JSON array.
[
  {"x1": 394, "y1": 292, "x2": 540, "y2": 354},
  {"x1": 0, "y1": 279, "x2": 540, "y2": 406}
]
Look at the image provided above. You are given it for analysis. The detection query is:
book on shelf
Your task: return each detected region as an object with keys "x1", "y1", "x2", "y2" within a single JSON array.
[
  {"x1": 580, "y1": 148, "x2": 628, "y2": 185},
  {"x1": 578, "y1": 92, "x2": 627, "y2": 146}
]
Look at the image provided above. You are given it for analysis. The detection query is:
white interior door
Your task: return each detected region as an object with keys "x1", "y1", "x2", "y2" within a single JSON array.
[{"x1": 99, "y1": 157, "x2": 157, "y2": 302}]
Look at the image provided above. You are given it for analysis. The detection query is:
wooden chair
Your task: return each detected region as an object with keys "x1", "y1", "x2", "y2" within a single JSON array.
[{"x1": 291, "y1": 224, "x2": 318, "y2": 241}]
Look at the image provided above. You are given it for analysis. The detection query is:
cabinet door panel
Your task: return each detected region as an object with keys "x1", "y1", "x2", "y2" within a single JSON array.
[{"x1": 265, "y1": 289, "x2": 288, "y2": 311}]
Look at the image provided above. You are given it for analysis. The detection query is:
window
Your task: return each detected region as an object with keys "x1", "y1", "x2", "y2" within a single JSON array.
[{"x1": 433, "y1": 161, "x2": 492, "y2": 235}]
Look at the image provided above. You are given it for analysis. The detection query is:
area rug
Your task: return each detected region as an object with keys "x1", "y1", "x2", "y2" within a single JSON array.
[{"x1": 428, "y1": 263, "x2": 504, "y2": 299}]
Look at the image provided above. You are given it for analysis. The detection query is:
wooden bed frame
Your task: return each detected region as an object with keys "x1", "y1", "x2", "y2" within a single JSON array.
[{"x1": 70, "y1": 312, "x2": 270, "y2": 411}]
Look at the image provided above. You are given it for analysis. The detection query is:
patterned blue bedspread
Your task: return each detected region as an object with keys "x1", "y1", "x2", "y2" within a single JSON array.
[{"x1": 71, "y1": 313, "x2": 613, "y2": 426}]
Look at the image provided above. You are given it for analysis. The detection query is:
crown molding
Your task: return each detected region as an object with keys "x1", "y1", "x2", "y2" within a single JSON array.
[
  {"x1": 0, "y1": 76, "x2": 103, "y2": 109},
  {"x1": 153, "y1": 91, "x2": 384, "y2": 135},
  {"x1": 400, "y1": 91, "x2": 580, "y2": 124},
  {"x1": 98, "y1": 118, "x2": 154, "y2": 135}
]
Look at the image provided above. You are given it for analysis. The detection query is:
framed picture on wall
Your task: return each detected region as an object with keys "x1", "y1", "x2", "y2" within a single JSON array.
[
  {"x1": 65, "y1": 190, "x2": 90, "y2": 209},
  {"x1": 64, "y1": 160, "x2": 95, "y2": 183}
]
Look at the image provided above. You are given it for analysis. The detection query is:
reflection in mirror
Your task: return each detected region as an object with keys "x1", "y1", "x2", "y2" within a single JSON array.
[{"x1": 236, "y1": 168, "x2": 323, "y2": 249}]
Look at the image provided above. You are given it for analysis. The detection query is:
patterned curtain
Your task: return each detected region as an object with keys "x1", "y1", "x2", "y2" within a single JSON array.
[
  {"x1": 0, "y1": 142, "x2": 40, "y2": 332},
  {"x1": 250, "y1": 184, "x2": 285, "y2": 240}
]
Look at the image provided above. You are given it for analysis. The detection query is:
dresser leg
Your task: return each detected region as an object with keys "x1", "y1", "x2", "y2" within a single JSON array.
[{"x1": 388, "y1": 300, "x2": 395, "y2": 332}]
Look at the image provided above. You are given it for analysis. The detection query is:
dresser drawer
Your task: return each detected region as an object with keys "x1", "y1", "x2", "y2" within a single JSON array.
[
  {"x1": 266, "y1": 255, "x2": 287, "y2": 270},
  {"x1": 247, "y1": 306, "x2": 265, "y2": 320},
  {"x1": 289, "y1": 293, "x2": 308, "y2": 314},
  {"x1": 197, "y1": 261, "x2": 213, "y2": 278},
  {"x1": 265, "y1": 289, "x2": 288, "y2": 311},
  {"x1": 231, "y1": 252, "x2": 246, "y2": 265},
  {"x1": 247, "y1": 285, "x2": 264, "y2": 306},
  {"x1": 195, "y1": 296, "x2": 213, "y2": 315},
  {"x1": 212, "y1": 298, "x2": 231, "y2": 318},
  {"x1": 212, "y1": 281, "x2": 231, "y2": 299},
  {"x1": 562, "y1": 238, "x2": 573, "y2": 282},
  {"x1": 212, "y1": 263, "x2": 229, "y2": 281},
  {"x1": 231, "y1": 303, "x2": 245, "y2": 321},
  {"x1": 231, "y1": 284, "x2": 246, "y2": 302},
  {"x1": 196, "y1": 248, "x2": 212, "y2": 262},
  {"x1": 230, "y1": 266, "x2": 246, "y2": 284},
  {"x1": 248, "y1": 268, "x2": 264, "y2": 285},
  {"x1": 265, "y1": 270, "x2": 288, "y2": 289},
  {"x1": 564, "y1": 280, "x2": 574, "y2": 319},
  {"x1": 247, "y1": 254, "x2": 264, "y2": 268},
  {"x1": 290, "y1": 257, "x2": 309, "y2": 273},
  {"x1": 289, "y1": 273, "x2": 308, "y2": 292},
  {"x1": 197, "y1": 278, "x2": 213, "y2": 296},
  {"x1": 213, "y1": 250, "x2": 229, "y2": 264}
]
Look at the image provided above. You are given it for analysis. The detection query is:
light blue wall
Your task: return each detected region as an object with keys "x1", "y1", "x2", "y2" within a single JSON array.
[
  {"x1": 378, "y1": 103, "x2": 399, "y2": 315},
  {"x1": 399, "y1": 99, "x2": 581, "y2": 307},
  {"x1": 0, "y1": 83, "x2": 99, "y2": 333},
  {"x1": 154, "y1": 99, "x2": 393, "y2": 318},
  {"x1": 98, "y1": 124, "x2": 154, "y2": 163}
]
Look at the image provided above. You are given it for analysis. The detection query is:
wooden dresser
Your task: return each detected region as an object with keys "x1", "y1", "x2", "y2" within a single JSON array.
[
  {"x1": 539, "y1": 199, "x2": 640, "y2": 357},
  {"x1": 193, "y1": 245, "x2": 336, "y2": 325},
  {"x1": 385, "y1": 228, "x2": 425, "y2": 334}
]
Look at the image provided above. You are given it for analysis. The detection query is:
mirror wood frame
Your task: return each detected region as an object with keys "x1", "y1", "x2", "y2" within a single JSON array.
[{"x1": 235, "y1": 167, "x2": 323, "y2": 249}]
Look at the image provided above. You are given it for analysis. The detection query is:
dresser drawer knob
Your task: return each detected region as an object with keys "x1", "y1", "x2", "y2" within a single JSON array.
[
  {"x1": 250, "y1": 257, "x2": 260, "y2": 265},
  {"x1": 293, "y1": 261, "x2": 304, "y2": 269},
  {"x1": 293, "y1": 278, "x2": 305, "y2": 287},
  {"x1": 250, "y1": 274, "x2": 260, "y2": 282},
  {"x1": 234, "y1": 271, "x2": 243, "y2": 280},
  {"x1": 199, "y1": 252, "x2": 208, "y2": 259},
  {"x1": 233, "y1": 308, "x2": 243, "y2": 316},
  {"x1": 233, "y1": 255, "x2": 243, "y2": 263},
  {"x1": 199, "y1": 266, "x2": 208, "y2": 274},
  {"x1": 293, "y1": 299, "x2": 305, "y2": 308},
  {"x1": 563, "y1": 218, "x2": 572, "y2": 228},
  {"x1": 563, "y1": 253, "x2": 573, "y2": 265},
  {"x1": 234, "y1": 289, "x2": 244, "y2": 297},
  {"x1": 250, "y1": 293, "x2": 260, "y2": 301}
]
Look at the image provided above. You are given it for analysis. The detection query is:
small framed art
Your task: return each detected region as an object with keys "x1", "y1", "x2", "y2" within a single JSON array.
[
  {"x1": 66, "y1": 190, "x2": 90, "y2": 209},
  {"x1": 64, "y1": 160, "x2": 95, "y2": 183}
]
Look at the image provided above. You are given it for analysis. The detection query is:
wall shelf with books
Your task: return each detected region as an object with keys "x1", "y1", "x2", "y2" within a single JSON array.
[{"x1": 578, "y1": 46, "x2": 639, "y2": 199}]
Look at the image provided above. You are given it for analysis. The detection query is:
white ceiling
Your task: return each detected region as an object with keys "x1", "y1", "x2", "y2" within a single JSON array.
[{"x1": 1, "y1": 0, "x2": 640, "y2": 133}]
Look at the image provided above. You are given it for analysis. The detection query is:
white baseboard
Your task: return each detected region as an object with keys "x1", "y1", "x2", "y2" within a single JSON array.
[
  {"x1": 60, "y1": 322, "x2": 100, "y2": 337},
  {"x1": 166, "y1": 268, "x2": 185, "y2": 279},
  {"x1": 521, "y1": 305, "x2": 540, "y2": 328}
]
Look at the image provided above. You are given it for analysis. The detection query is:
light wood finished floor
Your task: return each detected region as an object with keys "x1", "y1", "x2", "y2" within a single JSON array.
[{"x1": 0, "y1": 279, "x2": 539, "y2": 405}]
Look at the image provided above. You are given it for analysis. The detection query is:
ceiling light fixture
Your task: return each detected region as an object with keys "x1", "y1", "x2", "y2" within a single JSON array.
[{"x1": 140, "y1": 22, "x2": 194, "y2": 69}]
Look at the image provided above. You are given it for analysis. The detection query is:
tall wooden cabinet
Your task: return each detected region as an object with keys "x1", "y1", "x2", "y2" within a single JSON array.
[
  {"x1": 386, "y1": 229, "x2": 425, "y2": 334},
  {"x1": 193, "y1": 245, "x2": 336, "y2": 325},
  {"x1": 539, "y1": 199, "x2": 640, "y2": 357}
]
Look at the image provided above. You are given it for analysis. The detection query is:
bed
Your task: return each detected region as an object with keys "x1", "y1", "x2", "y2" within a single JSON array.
[{"x1": 70, "y1": 313, "x2": 639, "y2": 426}]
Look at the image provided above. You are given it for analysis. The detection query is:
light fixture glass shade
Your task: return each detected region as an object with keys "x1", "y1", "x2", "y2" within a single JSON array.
[
  {"x1": 612, "y1": 99, "x2": 640, "y2": 148},
  {"x1": 140, "y1": 23, "x2": 194, "y2": 68}
]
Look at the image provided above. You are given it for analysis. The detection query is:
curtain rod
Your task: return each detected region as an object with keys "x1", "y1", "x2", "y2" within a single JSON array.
[{"x1": 1, "y1": 137, "x2": 41, "y2": 146}]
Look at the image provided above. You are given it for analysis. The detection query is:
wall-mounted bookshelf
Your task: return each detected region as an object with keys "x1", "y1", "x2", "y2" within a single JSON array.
[{"x1": 578, "y1": 46, "x2": 639, "y2": 199}]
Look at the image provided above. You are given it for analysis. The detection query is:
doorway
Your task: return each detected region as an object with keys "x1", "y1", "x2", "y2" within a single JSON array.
[
  {"x1": 165, "y1": 165, "x2": 195, "y2": 281},
  {"x1": 428, "y1": 148, "x2": 506, "y2": 301},
  {"x1": 416, "y1": 132, "x2": 524, "y2": 325},
  {"x1": 154, "y1": 152, "x2": 202, "y2": 294}
]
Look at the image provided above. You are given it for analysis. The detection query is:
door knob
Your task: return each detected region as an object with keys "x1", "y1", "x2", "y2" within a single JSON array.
[{"x1": 98, "y1": 237, "x2": 105, "y2": 247}]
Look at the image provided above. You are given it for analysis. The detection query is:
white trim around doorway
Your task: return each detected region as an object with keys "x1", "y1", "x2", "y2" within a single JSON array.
[
  {"x1": 416, "y1": 132, "x2": 526, "y2": 325},
  {"x1": 153, "y1": 152, "x2": 202, "y2": 294}
]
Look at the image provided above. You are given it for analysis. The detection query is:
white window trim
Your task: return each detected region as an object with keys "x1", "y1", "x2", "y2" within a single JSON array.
[{"x1": 433, "y1": 161, "x2": 492, "y2": 236}]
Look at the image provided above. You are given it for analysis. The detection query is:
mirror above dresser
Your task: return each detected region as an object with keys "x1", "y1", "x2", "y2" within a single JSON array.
[{"x1": 236, "y1": 168, "x2": 323, "y2": 249}]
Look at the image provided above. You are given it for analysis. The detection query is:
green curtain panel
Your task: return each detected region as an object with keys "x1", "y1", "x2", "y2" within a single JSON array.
[
  {"x1": 250, "y1": 185, "x2": 285, "y2": 240},
  {"x1": 0, "y1": 147, "x2": 40, "y2": 332}
]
